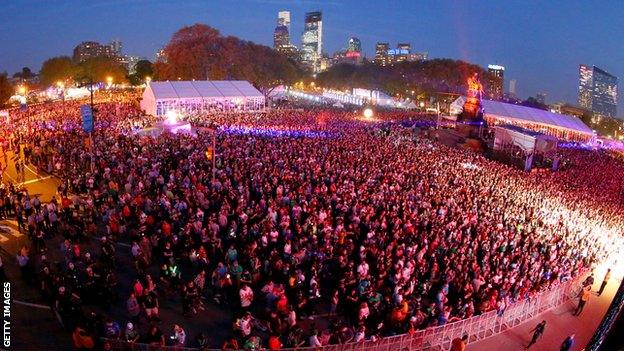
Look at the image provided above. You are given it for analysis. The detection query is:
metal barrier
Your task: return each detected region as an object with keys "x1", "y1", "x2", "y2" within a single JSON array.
[{"x1": 103, "y1": 273, "x2": 586, "y2": 351}]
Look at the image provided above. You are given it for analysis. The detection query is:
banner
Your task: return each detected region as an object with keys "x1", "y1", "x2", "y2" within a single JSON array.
[{"x1": 81, "y1": 105, "x2": 94, "y2": 133}]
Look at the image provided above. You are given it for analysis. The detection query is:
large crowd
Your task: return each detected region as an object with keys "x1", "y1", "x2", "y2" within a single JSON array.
[{"x1": 2, "y1": 95, "x2": 623, "y2": 350}]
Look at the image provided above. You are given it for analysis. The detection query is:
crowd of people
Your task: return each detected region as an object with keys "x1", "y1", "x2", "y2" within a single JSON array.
[{"x1": 2, "y1": 95, "x2": 623, "y2": 350}]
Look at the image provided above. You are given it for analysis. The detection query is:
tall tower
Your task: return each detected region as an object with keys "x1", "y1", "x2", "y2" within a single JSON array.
[
  {"x1": 487, "y1": 64, "x2": 505, "y2": 100},
  {"x1": 301, "y1": 11, "x2": 323, "y2": 72},
  {"x1": 578, "y1": 65, "x2": 618, "y2": 117},
  {"x1": 375, "y1": 42, "x2": 389, "y2": 66},
  {"x1": 278, "y1": 11, "x2": 290, "y2": 31}
]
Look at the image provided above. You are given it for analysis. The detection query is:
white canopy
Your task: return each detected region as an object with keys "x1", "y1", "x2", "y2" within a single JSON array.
[
  {"x1": 145, "y1": 80, "x2": 263, "y2": 100},
  {"x1": 450, "y1": 97, "x2": 593, "y2": 136}
]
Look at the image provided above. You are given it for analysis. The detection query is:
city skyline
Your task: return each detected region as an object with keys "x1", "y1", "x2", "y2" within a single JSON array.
[{"x1": 1, "y1": 0, "x2": 624, "y2": 116}]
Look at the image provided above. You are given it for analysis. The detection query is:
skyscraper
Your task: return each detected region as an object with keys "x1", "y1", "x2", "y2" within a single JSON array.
[
  {"x1": 110, "y1": 39, "x2": 123, "y2": 56},
  {"x1": 487, "y1": 64, "x2": 505, "y2": 100},
  {"x1": 578, "y1": 65, "x2": 618, "y2": 117},
  {"x1": 375, "y1": 42, "x2": 389, "y2": 66},
  {"x1": 273, "y1": 11, "x2": 297, "y2": 60},
  {"x1": 278, "y1": 11, "x2": 290, "y2": 30},
  {"x1": 273, "y1": 25, "x2": 289, "y2": 49},
  {"x1": 301, "y1": 11, "x2": 323, "y2": 72},
  {"x1": 509, "y1": 79, "x2": 517, "y2": 97}
]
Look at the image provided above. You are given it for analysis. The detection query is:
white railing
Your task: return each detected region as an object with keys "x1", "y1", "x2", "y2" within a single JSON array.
[{"x1": 104, "y1": 272, "x2": 587, "y2": 351}]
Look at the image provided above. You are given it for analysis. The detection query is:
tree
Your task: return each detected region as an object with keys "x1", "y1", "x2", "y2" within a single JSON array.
[
  {"x1": 75, "y1": 56, "x2": 128, "y2": 84},
  {"x1": 13, "y1": 67, "x2": 34, "y2": 80},
  {"x1": 155, "y1": 23, "x2": 302, "y2": 90},
  {"x1": 521, "y1": 97, "x2": 548, "y2": 111},
  {"x1": 128, "y1": 60, "x2": 154, "y2": 85},
  {"x1": 0, "y1": 73, "x2": 12, "y2": 108},
  {"x1": 40, "y1": 56, "x2": 76, "y2": 86}
]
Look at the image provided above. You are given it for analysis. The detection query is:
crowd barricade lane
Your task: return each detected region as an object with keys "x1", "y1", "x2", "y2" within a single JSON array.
[{"x1": 102, "y1": 271, "x2": 588, "y2": 351}]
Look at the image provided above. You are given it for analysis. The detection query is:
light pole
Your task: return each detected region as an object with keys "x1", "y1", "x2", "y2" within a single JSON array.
[{"x1": 106, "y1": 76, "x2": 113, "y2": 102}]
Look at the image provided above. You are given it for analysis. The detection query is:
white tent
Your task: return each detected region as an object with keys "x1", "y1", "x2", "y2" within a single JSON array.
[
  {"x1": 450, "y1": 97, "x2": 594, "y2": 142},
  {"x1": 141, "y1": 80, "x2": 265, "y2": 116}
]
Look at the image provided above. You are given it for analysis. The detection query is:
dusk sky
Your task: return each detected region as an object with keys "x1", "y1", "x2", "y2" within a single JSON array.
[{"x1": 2, "y1": 0, "x2": 624, "y2": 115}]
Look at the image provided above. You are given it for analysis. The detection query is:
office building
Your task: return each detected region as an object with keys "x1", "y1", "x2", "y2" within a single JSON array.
[
  {"x1": 110, "y1": 39, "x2": 123, "y2": 56},
  {"x1": 375, "y1": 42, "x2": 390, "y2": 66},
  {"x1": 274, "y1": 25, "x2": 290, "y2": 49},
  {"x1": 73, "y1": 41, "x2": 116, "y2": 62},
  {"x1": 509, "y1": 79, "x2": 517, "y2": 97},
  {"x1": 278, "y1": 11, "x2": 290, "y2": 30},
  {"x1": 301, "y1": 11, "x2": 323, "y2": 72},
  {"x1": 578, "y1": 64, "x2": 618, "y2": 117},
  {"x1": 374, "y1": 42, "x2": 426, "y2": 66},
  {"x1": 273, "y1": 11, "x2": 297, "y2": 60},
  {"x1": 487, "y1": 64, "x2": 505, "y2": 100}
]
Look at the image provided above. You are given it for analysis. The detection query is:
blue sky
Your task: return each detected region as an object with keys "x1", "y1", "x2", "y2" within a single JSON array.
[{"x1": 1, "y1": 0, "x2": 624, "y2": 114}]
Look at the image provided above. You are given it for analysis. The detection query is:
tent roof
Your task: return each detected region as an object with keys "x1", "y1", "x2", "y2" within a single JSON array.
[
  {"x1": 451, "y1": 97, "x2": 593, "y2": 135},
  {"x1": 481, "y1": 99, "x2": 593, "y2": 135},
  {"x1": 146, "y1": 80, "x2": 263, "y2": 100},
  {"x1": 495, "y1": 124, "x2": 557, "y2": 139}
]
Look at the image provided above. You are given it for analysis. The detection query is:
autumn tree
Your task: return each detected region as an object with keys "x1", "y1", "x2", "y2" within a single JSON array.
[
  {"x1": 0, "y1": 73, "x2": 13, "y2": 108},
  {"x1": 155, "y1": 24, "x2": 302, "y2": 94}
]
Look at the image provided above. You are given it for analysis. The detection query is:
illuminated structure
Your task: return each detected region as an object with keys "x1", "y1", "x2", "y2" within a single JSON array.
[
  {"x1": 73, "y1": 41, "x2": 116, "y2": 62},
  {"x1": 347, "y1": 37, "x2": 361, "y2": 53},
  {"x1": 458, "y1": 72, "x2": 485, "y2": 123},
  {"x1": 450, "y1": 97, "x2": 594, "y2": 142},
  {"x1": 274, "y1": 10, "x2": 297, "y2": 58},
  {"x1": 273, "y1": 25, "x2": 290, "y2": 49},
  {"x1": 375, "y1": 42, "x2": 390, "y2": 66},
  {"x1": 301, "y1": 11, "x2": 323, "y2": 72},
  {"x1": 375, "y1": 42, "x2": 427, "y2": 65},
  {"x1": 487, "y1": 64, "x2": 505, "y2": 100},
  {"x1": 333, "y1": 37, "x2": 363, "y2": 65},
  {"x1": 141, "y1": 80, "x2": 265, "y2": 116},
  {"x1": 578, "y1": 64, "x2": 618, "y2": 118}
]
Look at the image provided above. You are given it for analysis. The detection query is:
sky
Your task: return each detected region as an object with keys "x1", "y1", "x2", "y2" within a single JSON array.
[{"x1": 1, "y1": 0, "x2": 624, "y2": 115}]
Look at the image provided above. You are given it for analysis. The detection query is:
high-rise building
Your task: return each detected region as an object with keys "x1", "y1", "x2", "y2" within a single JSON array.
[
  {"x1": 274, "y1": 11, "x2": 297, "y2": 60},
  {"x1": 578, "y1": 65, "x2": 618, "y2": 117},
  {"x1": 397, "y1": 43, "x2": 411, "y2": 52},
  {"x1": 110, "y1": 39, "x2": 123, "y2": 56},
  {"x1": 487, "y1": 64, "x2": 505, "y2": 100},
  {"x1": 375, "y1": 42, "x2": 390, "y2": 66},
  {"x1": 301, "y1": 11, "x2": 323, "y2": 72},
  {"x1": 347, "y1": 37, "x2": 361, "y2": 53},
  {"x1": 509, "y1": 79, "x2": 517, "y2": 97},
  {"x1": 274, "y1": 25, "x2": 290, "y2": 49},
  {"x1": 73, "y1": 41, "x2": 116, "y2": 62},
  {"x1": 278, "y1": 11, "x2": 290, "y2": 30}
]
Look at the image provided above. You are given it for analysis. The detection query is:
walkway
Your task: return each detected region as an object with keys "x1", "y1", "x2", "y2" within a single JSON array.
[{"x1": 470, "y1": 264, "x2": 620, "y2": 351}]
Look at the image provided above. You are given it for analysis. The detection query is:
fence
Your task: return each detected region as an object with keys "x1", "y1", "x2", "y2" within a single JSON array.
[{"x1": 104, "y1": 273, "x2": 587, "y2": 351}]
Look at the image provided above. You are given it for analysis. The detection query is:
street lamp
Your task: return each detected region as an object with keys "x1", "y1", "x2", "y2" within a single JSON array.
[
  {"x1": 17, "y1": 85, "x2": 27, "y2": 95},
  {"x1": 106, "y1": 76, "x2": 113, "y2": 87}
]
